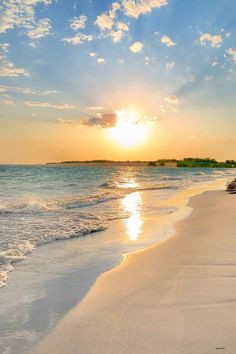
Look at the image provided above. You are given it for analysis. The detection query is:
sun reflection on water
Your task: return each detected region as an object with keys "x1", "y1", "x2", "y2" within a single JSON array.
[
  {"x1": 116, "y1": 180, "x2": 140, "y2": 189},
  {"x1": 121, "y1": 192, "x2": 143, "y2": 241}
]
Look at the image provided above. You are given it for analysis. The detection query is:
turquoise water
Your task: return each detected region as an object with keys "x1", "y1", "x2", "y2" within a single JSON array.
[{"x1": 0, "y1": 164, "x2": 234, "y2": 288}]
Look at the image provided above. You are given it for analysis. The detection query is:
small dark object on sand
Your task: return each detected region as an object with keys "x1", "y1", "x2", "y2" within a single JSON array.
[{"x1": 226, "y1": 178, "x2": 236, "y2": 192}]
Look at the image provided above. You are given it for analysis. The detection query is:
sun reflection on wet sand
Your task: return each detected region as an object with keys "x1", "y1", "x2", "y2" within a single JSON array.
[{"x1": 121, "y1": 192, "x2": 143, "y2": 241}]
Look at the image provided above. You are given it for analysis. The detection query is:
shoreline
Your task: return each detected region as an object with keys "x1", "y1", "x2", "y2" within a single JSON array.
[
  {"x1": 29, "y1": 178, "x2": 236, "y2": 354},
  {"x1": 0, "y1": 177, "x2": 230, "y2": 354},
  {"x1": 0, "y1": 173, "x2": 227, "y2": 290}
]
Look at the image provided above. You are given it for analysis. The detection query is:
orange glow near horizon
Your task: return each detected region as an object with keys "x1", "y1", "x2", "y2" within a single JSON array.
[{"x1": 107, "y1": 109, "x2": 148, "y2": 148}]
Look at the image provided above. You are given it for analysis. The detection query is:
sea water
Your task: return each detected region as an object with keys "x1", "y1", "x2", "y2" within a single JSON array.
[{"x1": 0, "y1": 164, "x2": 234, "y2": 288}]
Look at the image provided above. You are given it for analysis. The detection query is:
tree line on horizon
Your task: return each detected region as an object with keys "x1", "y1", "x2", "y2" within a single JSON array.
[
  {"x1": 47, "y1": 157, "x2": 236, "y2": 168},
  {"x1": 149, "y1": 158, "x2": 236, "y2": 168}
]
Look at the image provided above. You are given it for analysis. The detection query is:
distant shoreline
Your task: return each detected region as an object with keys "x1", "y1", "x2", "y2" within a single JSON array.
[
  {"x1": 46, "y1": 158, "x2": 236, "y2": 168},
  {"x1": 1, "y1": 158, "x2": 235, "y2": 168},
  {"x1": 46, "y1": 161, "x2": 178, "y2": 167}
]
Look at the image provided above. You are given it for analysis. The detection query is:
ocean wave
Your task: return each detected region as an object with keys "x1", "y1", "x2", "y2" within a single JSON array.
[
  {"x1": 137, "y1": 185, "x2": 177, "y2": 191},
  {"x1": 0, "y1": 181, "x2": 182, "y2": 217},
  {"x1": 212, "y1": 169, "x2": 235, "y2": 176},
  {"x1": 0, "y1": 218, "x2": 108, "y2": 288},
  {"x1": 195, "y1": 171, "x2": 207, "y2": 176},
  {"x1": 0, "y1": 193, "x2": 123, "y2": 215},
  {"x1": 62, "y1": 193, "x2": 122, "y2": 209},
  {"x1": 99, "y1": 181, "x2": 139, "y2": 189},
  {"x1": 99, "y1": 181, "x2": 178, "y2": 192},
  {"x1": 0, "y1": 201, "x2": 51, "y2": 215}
]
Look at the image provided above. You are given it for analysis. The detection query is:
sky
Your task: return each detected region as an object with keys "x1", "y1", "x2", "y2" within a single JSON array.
[{"x1": 0, "y1": 0, "x2": 235, "y2": 163}]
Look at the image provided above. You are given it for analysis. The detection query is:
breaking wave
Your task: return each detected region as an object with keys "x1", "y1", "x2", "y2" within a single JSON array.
[{"x1": 0, "y1": 164, "x2": 233, "y2": 288}]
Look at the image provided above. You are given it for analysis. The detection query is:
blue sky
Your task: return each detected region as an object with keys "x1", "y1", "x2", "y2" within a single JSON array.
[{"x1": 0, "y1": 0, "x2": 236, "y2": 162}]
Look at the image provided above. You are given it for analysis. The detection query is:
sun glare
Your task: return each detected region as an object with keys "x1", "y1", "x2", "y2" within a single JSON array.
[
  {"x1": 107, "y1": 109, "x2": 148, "y2": 148},
  {"x1": 121, "y1": 192, "x2": 143, "y2": 241}
]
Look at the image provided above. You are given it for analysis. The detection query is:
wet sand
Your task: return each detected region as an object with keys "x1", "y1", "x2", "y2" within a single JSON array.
[{"x1": 31, "y1": 188, "x2": 236, "y2": 354}]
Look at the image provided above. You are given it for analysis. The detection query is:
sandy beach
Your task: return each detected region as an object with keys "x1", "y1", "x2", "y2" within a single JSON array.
[{"x1": 30, "y1": 187, "x2": 236, "y2": 354}]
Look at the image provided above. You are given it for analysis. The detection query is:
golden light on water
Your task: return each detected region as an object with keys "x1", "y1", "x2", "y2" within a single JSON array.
[
  {"x1": 107, "y1": 109, "x2": 148, "y2": 148},
  {"x1": 121, "y1": 191, "x2": 143, "y2": 241},
  {"x1": 116, "y1": 179, "x2": 139, "y2": 189}
]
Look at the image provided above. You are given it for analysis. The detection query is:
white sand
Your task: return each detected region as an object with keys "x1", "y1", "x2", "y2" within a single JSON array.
[{"x1": 31, "y1": 189, "x2": 236, "y2": 354}]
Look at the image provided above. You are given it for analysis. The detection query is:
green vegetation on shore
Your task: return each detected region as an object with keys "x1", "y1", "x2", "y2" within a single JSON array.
[
  {"x1": 148, "y1": 158, "x2": 236, "y2": 168},
  {"x1": 176, "y1": 158, "x2": 236, "y2": 168},
  {"x1": 47, "y1": 158, "x2": 236, "y2": 168}
]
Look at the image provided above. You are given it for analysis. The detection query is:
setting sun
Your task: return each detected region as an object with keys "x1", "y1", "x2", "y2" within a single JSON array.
[{"x1": 107, "y1": 109, "x2": 148, "y2": 148}]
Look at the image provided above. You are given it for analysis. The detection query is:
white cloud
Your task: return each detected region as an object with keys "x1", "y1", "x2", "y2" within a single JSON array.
[
  {"x1": 226, "y1": 48, "x2": 236, "y2": 64},
  {"x1": 212, "y1": 61, "x2": 219, "y2": 67},
  {"x1": 97, "y1": 57, "x2": 105, "y2": 64},
  {"x1": 164, "y1": 95, "x2": 178, "y2": 104},
  {"x1": 89, "y1": 52, "x2": 97, "y2": 57},
  {"x1": 0, "y1": 99, "x2": 14, "y2": 105},
  {"x1": 39, "y1": 90, "x2": 58, "y2": 96},
  {"x1": 129, "y1": 41, "x2": 143, "y2": 53},
  {"x1": 0, "y1": 53, "x2": 30, "y2": 77},
  {"x1": 0, "y1": 44, "x2": 30, "y2": 77},
  {"x1": 95, "y1": 13, "x2": 114, "y2": 31},
  {"x1": 87, "y1": 106, "x2": 104, "y2": 111},
  {"x1": 0, "y1": 43, "x2": 9, "y2": 52},
  {"x1": 70, "y1": 15, "x2": 87, "y2": 31},
  {"x1": 0, "y1": 85, "x2": 57, "y2": 96},
  {"x1": 0, "y1": 94, "x2": 14, "y2": 105},
  {"x1": 58, "y1": 118, "x2": 77, "y2": 126},
  {"x1": 27, "y1": 18, "x2": 51, "y2": 39},
  {"x1": 63, "y1": 34, "x2": 93, "y2": 45},
  {"x1": 110, "y1": 30, "x2": 124, "y2": 43},
  {"x1": 145, "y1": 56, "x2": 150, "y2": 65},
  {"x1": 199, "y1": 33, "x2": 223, "y2": 48},
  {"x1": 24, "y1": 101, "x2": 75, "y2": 109},
  {"x1": 117, "y1": 21, "x2": 129, "y2": 31},
  {"x1": 161, "y1": 35, "x2": 176, "y2": 47},
  {"x1": 109, "y1": 21, "x2": 129, "y2": 43},
  {"x1": 122, "y1": 0, "x2": 168, "y2": 18},
  {"x1": 166, "y1": 61, "x2": 175, "y2": 70},
  {"x1": 95, "y1": 3, "x2": 129, "y2": 44},
  {"x1": 29, "y1": 41, "x2": 38, "y2": 48},
  {"x1": 118, "y1": 59, "x2": 124, "y2": 63},
  {"x1": 95, "y1": 2, "x2": 120, "y2": 31},
  {"x1": 0, "y1": 0, "x2": 53, "y2": 41}
]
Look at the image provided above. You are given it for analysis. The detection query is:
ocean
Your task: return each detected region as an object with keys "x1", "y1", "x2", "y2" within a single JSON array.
[{"x1": 0, "y1": 164, "x2": 234, "y2": 289}]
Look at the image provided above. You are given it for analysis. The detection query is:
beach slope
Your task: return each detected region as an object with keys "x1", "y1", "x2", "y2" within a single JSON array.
[{"x1": 32, "y1": 190, "x2": 236, "y2": 354}]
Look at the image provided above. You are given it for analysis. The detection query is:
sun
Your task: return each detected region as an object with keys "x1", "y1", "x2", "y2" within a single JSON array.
[{"x1": 107, "y1": 109, "x2": 148, "y2": 148}]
